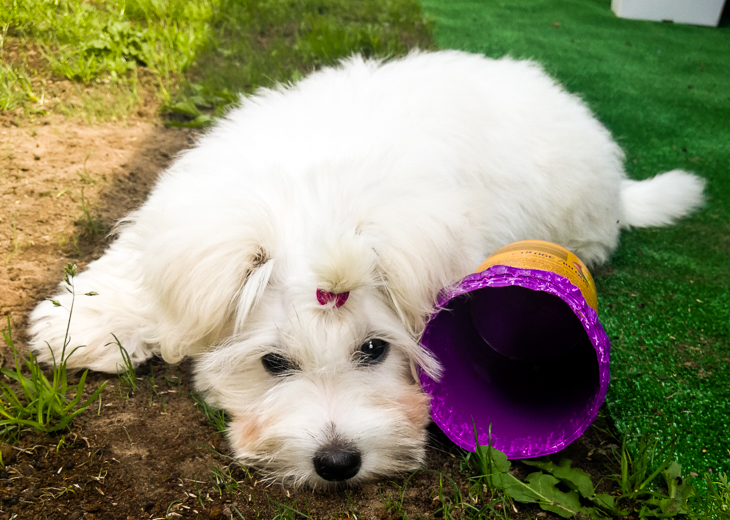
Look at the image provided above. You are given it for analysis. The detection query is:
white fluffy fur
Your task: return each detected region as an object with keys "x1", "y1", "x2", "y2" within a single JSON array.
[{"x1": 28, "y1": 50, "x2": 705, "y2": 486}]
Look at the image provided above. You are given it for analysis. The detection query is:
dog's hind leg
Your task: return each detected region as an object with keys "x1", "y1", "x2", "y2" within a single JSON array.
[{"x1": 28, "y1": 238, "x2": 158, "y2": 373}]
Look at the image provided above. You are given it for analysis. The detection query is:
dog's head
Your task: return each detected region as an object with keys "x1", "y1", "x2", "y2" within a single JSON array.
[
  {"x1": 193, "y1": 227, "x2": 446, "y2": 486},
  {"x1": 183, "y1": 157, "x2": 477, "y2": 486}
]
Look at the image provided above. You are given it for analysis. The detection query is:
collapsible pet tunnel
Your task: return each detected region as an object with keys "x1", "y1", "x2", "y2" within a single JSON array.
[{"x1": 420, "y1": 240, "x2": 611, "y2": 458}]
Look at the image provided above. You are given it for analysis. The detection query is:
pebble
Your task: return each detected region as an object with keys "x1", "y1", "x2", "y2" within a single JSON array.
[
  {"x1": 0, "y1": 445, "x2": 13, "y2": 465},
  {"x1": 208, "y1": 504, "x2": 223, "y2": 519}
]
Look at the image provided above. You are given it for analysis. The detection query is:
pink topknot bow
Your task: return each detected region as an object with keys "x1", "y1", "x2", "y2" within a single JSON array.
[{"x1": 316, "y1": 289, "x2": 349, "y2": 308}]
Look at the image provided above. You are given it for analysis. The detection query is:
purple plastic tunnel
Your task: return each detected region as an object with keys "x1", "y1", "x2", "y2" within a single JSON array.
[{"x1": 419, "y1": 242, "x2": 611, "y2": 458}]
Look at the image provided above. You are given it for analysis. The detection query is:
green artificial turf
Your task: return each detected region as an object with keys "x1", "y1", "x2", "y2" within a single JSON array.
[{"x1": 419, "y1": 0, "x2": 730, "y2": 477}]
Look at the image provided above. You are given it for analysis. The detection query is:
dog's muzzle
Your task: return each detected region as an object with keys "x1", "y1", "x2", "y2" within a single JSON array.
[{"x1": 312, "y1": 442, "x2": 362, "y2": 481}]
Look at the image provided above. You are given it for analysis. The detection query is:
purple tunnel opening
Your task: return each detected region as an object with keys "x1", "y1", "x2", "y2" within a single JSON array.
[{"x1": 420, "y1": 265, "x2": 611, "y2": 458}]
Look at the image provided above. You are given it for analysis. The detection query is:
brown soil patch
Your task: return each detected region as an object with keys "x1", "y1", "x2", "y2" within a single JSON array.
[{"x1": 0, "y1": 113, "x2": 619, "y2": 519}]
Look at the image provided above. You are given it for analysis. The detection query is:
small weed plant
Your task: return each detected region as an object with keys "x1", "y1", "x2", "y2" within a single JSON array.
[
  {"x1": 211, "y1": 464, "x2": 245, "y2": 496},
  {"x1": 0, "y1": 264, "x2": 106, "y2": 442},
  {"x1": 693, "y1": 471, "x2": 730, "y2": 519},
  {"x1": 79, "y1": 188, "x2": 108, "y2": 239},
  {"x1": 0, "y1": 63, "x2": 39, "y2": 111},
  {"x1": 269, "y1": 498, "x2": 313, "y2": 520},
  {"x1": 206, "y1": 448, "x2": 254, "y2": 505},
  {"x1": 461, "y1": 426, "x2": 695, "y2": 519},
  {"x1": 112, "y1": 333, "x2": 139, "y2": 395},
  {"x1": 4, "y1": 213, "x2": 24, "y2": 264},
  {"x1": 192, "y1": 392, "x2": 228, "y2": 434},
  {"x1": 614, "y1": 431, "x2": 695, "y2": 517}
]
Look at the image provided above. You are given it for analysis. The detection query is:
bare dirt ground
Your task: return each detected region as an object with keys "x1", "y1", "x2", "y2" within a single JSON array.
[{"x1": 0, "y1": 109, "x2": 620, "y2": 520}]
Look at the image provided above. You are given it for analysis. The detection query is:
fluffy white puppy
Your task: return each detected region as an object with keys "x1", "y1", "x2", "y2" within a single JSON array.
[{"x1": 28, "y1": 50, "x2": 704, "y2": 486}]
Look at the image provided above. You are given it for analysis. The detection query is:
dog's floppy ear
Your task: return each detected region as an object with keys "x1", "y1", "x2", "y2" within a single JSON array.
[
  {"x1": 372, "y1": 234, "x2": 473, "y2": 340},
  {"x1": 143, "y1": 221, "x2": 276, "y2": 363},
  {"x1": 234, "y1": 251, "x2": 275, "y2": 334},
  {"x1": 373, "y1": 252, "x2": 445, "y2": 340}
]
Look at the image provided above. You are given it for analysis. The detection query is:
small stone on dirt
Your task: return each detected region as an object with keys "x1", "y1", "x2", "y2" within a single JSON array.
[{"x1": 0, "y1": 444, "x2": 13, "y2": 465}]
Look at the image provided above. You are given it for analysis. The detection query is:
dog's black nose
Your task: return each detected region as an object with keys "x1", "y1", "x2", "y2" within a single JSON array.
[{"x1": 313, "y1": 444, "x2": 362, "y2": 481}]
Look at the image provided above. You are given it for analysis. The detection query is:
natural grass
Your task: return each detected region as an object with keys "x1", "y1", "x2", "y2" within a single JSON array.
[
  {"x1": 0, "y1": 264, "x2": 106, "y2": 442},
  {"x1": 1, "y1": 0, "x2": 216, "y2": 86},
  {"x1": 78, "y1": 188, "x2": 108, "y2": 239},
  {"x1": 112, "y1": 333, "x2": 139, "y2": 395},
  {"x1": 165, "y1": 0, "x2": 434, "y2": 125},
  {"x1": 4, "y1": 214, "x2": 24, "y2": 264},
  {"x1": 0, "y1": 63, "x2": 40, "y2": 110},
  {"x1": 192, "y1": 392, "x2": 227, "y2": 434},
  {"x1": 269, "y1": 499, "x2": 314, "y2": 520},
  {"x1": 211, "y1": 463, "x2": 247, "y2": 496},
  {"x1": 1, "y1": 0, "x2": 433, "y2": 120}
]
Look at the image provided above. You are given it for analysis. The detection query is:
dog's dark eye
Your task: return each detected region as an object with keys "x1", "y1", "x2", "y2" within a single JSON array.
[
  {"x1": 261, "y1": 353, "x2": 297, "y2": 376},
  {"x1": 358, "y1": 339, "x2": 389, "y2": 365}
]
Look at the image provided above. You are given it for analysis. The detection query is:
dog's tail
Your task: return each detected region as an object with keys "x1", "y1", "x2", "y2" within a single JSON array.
[{"x1": 620, "y1": 169, "x2": 705, "y2": 229}]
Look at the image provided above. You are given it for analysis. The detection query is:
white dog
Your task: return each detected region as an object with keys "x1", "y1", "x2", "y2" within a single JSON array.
[{"x1": 29, "y1": 50, "x2": 704, "y2": 486}]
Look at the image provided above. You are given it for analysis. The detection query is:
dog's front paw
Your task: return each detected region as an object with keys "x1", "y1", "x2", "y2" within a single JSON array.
[
  {"x1": 28, "y1": 296, "x2": 112, "y2": 372},
  {"x1": 29, "y1": 284, "x2": 154, "y2": 373}
]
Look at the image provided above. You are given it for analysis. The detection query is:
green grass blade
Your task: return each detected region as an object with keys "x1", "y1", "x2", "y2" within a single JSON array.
[{"x1": 63, "y1": 369, "x2": 90, "y2": 412}]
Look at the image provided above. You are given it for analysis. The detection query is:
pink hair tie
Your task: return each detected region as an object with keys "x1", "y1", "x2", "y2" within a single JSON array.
[{"x1": 316, "y1": 289, "x2": 349, "y2": 308}]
